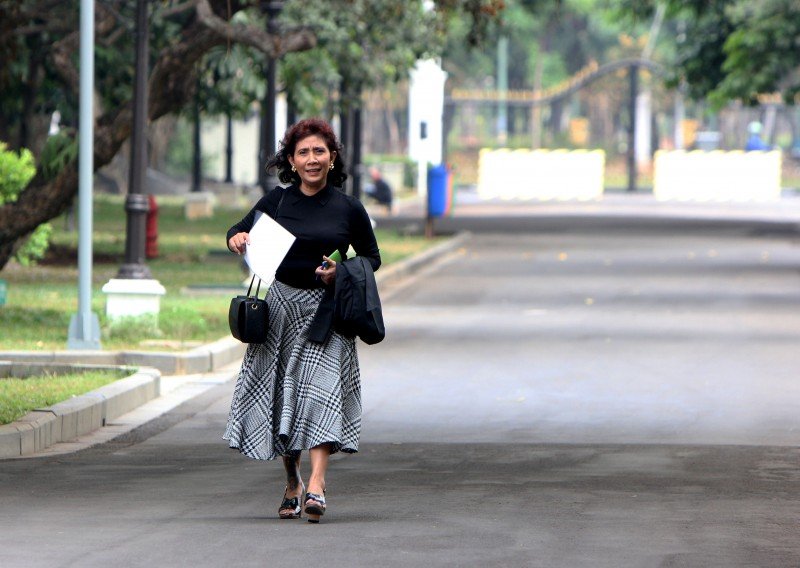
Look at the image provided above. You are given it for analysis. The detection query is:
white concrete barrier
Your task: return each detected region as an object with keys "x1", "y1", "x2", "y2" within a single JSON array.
[
  {"x1": 477, "y1": 148, "x2": 605, "y2": 201},
  {"x1": 653, "y1": 150, "x2": 782, "y2": 202}
]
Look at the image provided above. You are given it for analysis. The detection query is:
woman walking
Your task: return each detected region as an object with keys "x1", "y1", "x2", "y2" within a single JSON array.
[{"x1": 223, "y1": 118, "x2": 381, "y2": 522}]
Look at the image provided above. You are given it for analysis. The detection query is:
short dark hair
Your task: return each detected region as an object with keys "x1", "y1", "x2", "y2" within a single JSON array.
[{"x1": 267, "y1": 118, "x2": 347, "y2": 187}]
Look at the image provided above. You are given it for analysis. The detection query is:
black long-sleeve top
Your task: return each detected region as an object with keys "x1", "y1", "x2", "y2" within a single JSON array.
[{"x1": 227, "y1": 184, "x2": 381, "y2": 290}]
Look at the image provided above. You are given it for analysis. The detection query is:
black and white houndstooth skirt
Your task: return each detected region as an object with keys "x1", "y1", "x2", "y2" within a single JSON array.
[{"x1": 223, "y1": 280, "x2": 362, "y2": 460}]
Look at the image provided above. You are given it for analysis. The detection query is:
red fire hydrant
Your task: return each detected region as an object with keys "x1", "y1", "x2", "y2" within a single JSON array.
[{"x1": 146, "y1": 194, "x2": 159, "y2": 259}]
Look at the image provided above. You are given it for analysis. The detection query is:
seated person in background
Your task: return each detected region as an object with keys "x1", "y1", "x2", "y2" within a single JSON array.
[
  {"x1": 745, "y1": 121, "x2": 770, "y2": 151},
  {"x1": 363, "y1": 166, "x2": 393, "y2": 214}
]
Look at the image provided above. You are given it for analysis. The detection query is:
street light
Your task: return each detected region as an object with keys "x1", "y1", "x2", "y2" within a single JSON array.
[
  {"x1": 101, "y1": 0, "x2": 165, "y2": 322},
  {"x1": 258, "y1": 1, "x2": 283, "y2": 194},
  {"x1": 192, "y1": 73, "x2": 202, "y2": 192},
  {"x1": 119, "y1": 0, "x2": 152, "y2": 279}
]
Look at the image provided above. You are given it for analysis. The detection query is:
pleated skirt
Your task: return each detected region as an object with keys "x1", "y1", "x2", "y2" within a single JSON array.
[{"x1": 223, "y1": 280, "x2": 362, "y2": 460}]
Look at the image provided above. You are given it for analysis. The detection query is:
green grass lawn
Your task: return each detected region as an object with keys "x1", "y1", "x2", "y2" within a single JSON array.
[
  {"x1": 0, "y1": 194, "x2": 438, "y2": 351},
  {"x1": 0, "y1": 369, "x2": 128, "y2": 424}
]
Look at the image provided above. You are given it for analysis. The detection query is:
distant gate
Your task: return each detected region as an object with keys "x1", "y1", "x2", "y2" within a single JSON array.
[{"x1": 445, "y1": 58, "x2": 664, "y2": 194}]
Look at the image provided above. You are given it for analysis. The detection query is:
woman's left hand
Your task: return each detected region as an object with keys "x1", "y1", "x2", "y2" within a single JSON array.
[{"x1": 315, "y1": 255, "x2": 336, "y2": 286}]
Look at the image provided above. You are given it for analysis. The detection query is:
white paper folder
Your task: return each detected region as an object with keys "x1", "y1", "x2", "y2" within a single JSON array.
[{"x1": 243, "y1": 211, "x2": 296, "y2": 283}]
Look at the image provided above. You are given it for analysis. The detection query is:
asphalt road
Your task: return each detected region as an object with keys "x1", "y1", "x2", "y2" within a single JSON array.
[{"x1": 2, "y1": 219, "x2": 800, "y2": 567}]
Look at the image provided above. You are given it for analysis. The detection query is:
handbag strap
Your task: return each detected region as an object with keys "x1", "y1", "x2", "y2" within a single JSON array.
[{"x1": 246, "y1": 274, "x2": 262, "y2": 299}]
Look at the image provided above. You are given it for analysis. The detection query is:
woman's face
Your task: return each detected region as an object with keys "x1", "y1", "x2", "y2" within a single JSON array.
[{"x1": 289, "y1": 134, "x2": 336, "y2": 191}]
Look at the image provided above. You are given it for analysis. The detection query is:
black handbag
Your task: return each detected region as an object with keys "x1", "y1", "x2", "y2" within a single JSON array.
[{"x1": 228, "y1": 275, "x2": 269, "y2": 343}]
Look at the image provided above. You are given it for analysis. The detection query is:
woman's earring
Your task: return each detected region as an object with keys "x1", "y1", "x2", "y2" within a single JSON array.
[
  {"x1": 329, "y1": 162, "x2": 334, "y2": 171},
  {"x1": 291, "y1": 165, "x2": 296, "y2": 172}
]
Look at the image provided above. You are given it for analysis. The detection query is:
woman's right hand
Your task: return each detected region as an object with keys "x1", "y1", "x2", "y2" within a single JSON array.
[{"x1": 228, "y1": 232, "x2": 250, "y2": 255}]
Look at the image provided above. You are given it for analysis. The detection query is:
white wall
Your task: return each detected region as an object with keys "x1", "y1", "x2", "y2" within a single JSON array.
[
  {"x1": 200, "y1": 96, "x2": 287, "y2": 186},
  {"x1": 653, "y1": 150, "x2": 782, "y2": 202},
  {"x1": 477, "y1": 148, "x2": 605, "y2": 201}
]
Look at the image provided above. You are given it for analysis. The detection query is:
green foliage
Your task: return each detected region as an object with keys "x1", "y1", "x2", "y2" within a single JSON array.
[
  {"x1": 616, "y1": 0, "x2": 800, "y2": 107},
  {"x1": 0, "y1": 141, "x2": 57, "y2": 265},
  {"x1": 714, "y1": 0, "x2": 800, "y2": 105},
  {"x1": 0, "y1": 0, "x2": 504, "y2": 154},
  {"x1": 95, "y1": 41, "x2": 135, "y2": 111},
  {"x1": 39, "y1": 132, "x2": 78, "y2": 181},
  {"x1": 0, "y1": 142, "x2": 36, "y2": 206},
  {"x1": 280, "y1": 0, "x2": 491, "y2": 115},
  {"x1": 199, "y1": 43, "x2": 266, "y2": 118},
  {"x1": 15, "y1": 223, "x2": 52, "y2": 267},
  {"x1": 0, "y1": 141, "x2": 52, "y2": 265},
  {"x1": 0, "y1": 0, "x2": 500, "y2": 274},
  {"x1": 281, "y1": 49, "x2": 341, "y2": 117},
  {"x1": 0, "y1": 1, "x2": 76, "y2": 143}
]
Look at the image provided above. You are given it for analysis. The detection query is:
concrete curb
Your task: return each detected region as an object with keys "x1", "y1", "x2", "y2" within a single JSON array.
[
  {"x1": 0, "y1": 363, "x2": 160, "y2": 458},
  {"x1": 0, "y1": 336, "x2": 247, "y2": 376}
]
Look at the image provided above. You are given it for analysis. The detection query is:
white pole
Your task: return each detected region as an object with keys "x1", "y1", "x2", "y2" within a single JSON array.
[{"x1": 68, "y1": 0, "x2": 101, "y2": 349}]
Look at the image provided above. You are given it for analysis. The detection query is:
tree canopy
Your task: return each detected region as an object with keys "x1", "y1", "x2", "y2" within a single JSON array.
[
  {"x1": 4, "y1": 0, "x2": 798, "y2": 271},
  {"x1": 0, "y1": 0, "x2": 503, "y2": 271},
  {"x1": 616, "y1": 0, "x2": 800, "y2": 107}
]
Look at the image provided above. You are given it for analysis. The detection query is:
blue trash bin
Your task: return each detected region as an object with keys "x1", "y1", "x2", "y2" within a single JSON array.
[
  {"x1": 0, "y1": 279, "x2": 6, "y2": 306},
  {"x1": 427, "y1": 164, "x2": 451, "y2": 217}
]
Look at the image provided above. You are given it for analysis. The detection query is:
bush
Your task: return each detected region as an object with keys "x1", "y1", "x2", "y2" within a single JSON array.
[
  {"x1": 15, "y1": 223, "x2": 52, "y2": 267},
  {"x1": 0, "y1": 142, "x2": 36, "y2": 204},
  {"x1": 0, "y1": 141, "x2": 54, "y2": 266},
  {"x1": 39, "y1": 131, "x2": 78, "y2": 181}
]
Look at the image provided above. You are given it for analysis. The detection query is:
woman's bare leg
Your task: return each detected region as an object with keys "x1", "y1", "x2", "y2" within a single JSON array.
[
  {"x1": 278, "y1": 453, "x2": 303, "y2": 518},
  {"x1": 305, "y1": 443, "x2": 331, "y2": 522},
  {"x1": 283, "y1": 452, "x2": 303, "y2": 491}
]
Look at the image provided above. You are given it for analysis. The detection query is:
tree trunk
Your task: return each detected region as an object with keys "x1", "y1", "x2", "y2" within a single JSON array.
[{"x1": 0, "y1": 240, "x2": 15, "y2": 271}]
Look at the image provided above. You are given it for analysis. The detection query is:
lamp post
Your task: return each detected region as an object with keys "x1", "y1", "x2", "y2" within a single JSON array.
[
  {"x1": 258, "y1": 1, "x2": 283, "y2": 194},
  {"x1": 101, "y1": 0, "x2": 165, "y2": 321},
  {"x1": 119, "y1": 0, "x2": 152, "y2": 278},
  {"x1": 192, "y1": 73, "x2": 202, "y2": 192}
]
